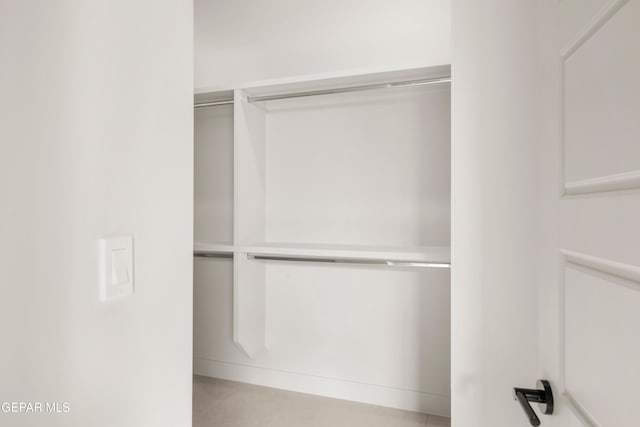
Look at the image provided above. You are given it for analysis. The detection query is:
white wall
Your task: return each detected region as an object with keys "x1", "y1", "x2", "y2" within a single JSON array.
[
  {"x1": 0, "y1": 1, "x2": 193, "y2": 426},
  {"x1": 195, "y1": 0, "x2": 451, "y2": 90},
  {"x1": 451, "y1": 1, "x2": 540, "y2": 426}
]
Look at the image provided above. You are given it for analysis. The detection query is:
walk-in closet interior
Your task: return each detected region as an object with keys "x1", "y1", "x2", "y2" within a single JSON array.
[{"x1": 193, "y1": 1, "x2": 452, "y2": 424}]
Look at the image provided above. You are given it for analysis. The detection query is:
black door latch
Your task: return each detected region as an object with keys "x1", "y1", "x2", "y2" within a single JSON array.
[{"x1": 513, "y1": 379, "x2": 554, "y2": 426}]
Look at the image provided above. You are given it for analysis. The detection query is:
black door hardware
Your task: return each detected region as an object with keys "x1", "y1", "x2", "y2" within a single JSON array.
[{"x1": 513, "y1": 379, "x2": 554, "y2": 426}]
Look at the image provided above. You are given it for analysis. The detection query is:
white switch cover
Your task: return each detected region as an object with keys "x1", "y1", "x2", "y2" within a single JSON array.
[{"x1": 99, "y1": 235, "x2": 134, "y2": 301}]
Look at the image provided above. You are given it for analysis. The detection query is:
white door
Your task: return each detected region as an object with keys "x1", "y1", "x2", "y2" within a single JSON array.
[
  {"x1": 537, "y1": 0, "x2": 640, "y2": 426},
  {"x1": 452, "y1": 0, "x2": 639, "y2": 426}
]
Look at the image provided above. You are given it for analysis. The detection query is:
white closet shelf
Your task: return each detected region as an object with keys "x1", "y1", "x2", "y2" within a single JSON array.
[
  {"x1": 240, "y1": 242, "x2": 450, "y2": 265},
  {"x1": 195, "y1": 64, "x2": 451, "y2": 96},
  {"x1": 194, "y1": 241, "x2": 234, "y2": 253},
  {"x1": 194, "y1": 90, "x2": 234, "y2": 105}
]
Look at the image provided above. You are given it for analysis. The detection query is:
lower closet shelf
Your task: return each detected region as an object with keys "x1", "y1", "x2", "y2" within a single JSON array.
[
  {"x1": 240, "y1": 242, "x2": 450, "y2": 268},
  {"x1": 246, "y1": 253, "x2": 449, "y2": 269}
]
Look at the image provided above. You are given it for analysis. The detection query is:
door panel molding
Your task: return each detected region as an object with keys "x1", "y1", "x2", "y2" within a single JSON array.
[
  {"x1": 561, "y1": 0, "x2": 638, "y2": 195},
  {"x1": 559, "y1": 250, "x2": 640, "y2": 426},
  {"x1": 563, "y1": 250, "x2": 640, "y2": 286},
  {"x1": 564, "y1": 171, "x2": 640, "y2": 196},
  {"x1": 560, "y1": 0, "x2": 630, "y2": 58}
]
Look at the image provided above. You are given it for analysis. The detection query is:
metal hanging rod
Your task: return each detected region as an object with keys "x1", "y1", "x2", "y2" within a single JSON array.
[
  {"x1": 247, "y1": 253, "x2": 450, "y2": 269},
  {"x1": 194, "y1": 250, "x2": 233, "y2": 259},
  {"x1": 246, "y1": 76, "x2": 451, "y2": 103},
  {"x1": 194, "y1": 99, "x2": 234, "y2": 109}
]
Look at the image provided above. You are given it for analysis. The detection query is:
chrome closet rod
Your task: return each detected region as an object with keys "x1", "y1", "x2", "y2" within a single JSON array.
[
  {"x1": 247, "y1": 253, "x2": 450, "y2": 269},
  {"x1": 246, "y1": 76, "x2": 451, "y2": 103},
  {"x1": 194, "y1": 251, "x2": 233, "y2": 259},
  {"x1": 194, "y1": 99, "x2": 234, "y2": 109}
]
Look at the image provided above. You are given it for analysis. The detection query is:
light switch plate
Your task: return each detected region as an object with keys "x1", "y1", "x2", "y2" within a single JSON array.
[{"x1": 99, "y1": 235, "x2": 134, "y2": 301}]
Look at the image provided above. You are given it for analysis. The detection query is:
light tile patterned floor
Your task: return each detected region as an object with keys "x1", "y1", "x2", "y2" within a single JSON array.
[{"x1": 193, "y1": 375, "x2": 450, "y2": 427}]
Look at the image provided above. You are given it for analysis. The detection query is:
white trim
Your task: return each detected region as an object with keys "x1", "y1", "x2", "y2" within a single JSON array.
[
  {"x1": 560, "y1": 0, "x2": 633, "y2": 196},
  {"x1": 560, "y1": 0, "x2": 631, "y2": 60},
  {"x1": 562, "y1": 391, "x2": 600, "y2": 427},
  {"x1": 565, "y1": 171, "x2": 640, "y2": 196},
  {"x1": 559, "y1": 253, "x2": 599, "y2": 426},
  {"x1": 193, "y1": 357, "x2": 451, "y2": 417},
  {"x1": 559, "y1": 250, "x2": 640, "y2": 426},
  {"x1": 562, "y1": 250, "x2": 640, "y2": 286}
]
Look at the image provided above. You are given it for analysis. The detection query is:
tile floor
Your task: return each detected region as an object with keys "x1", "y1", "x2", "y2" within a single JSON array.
[{"x1": 193, "y1": 375, "x2": 450, "y2": 427}]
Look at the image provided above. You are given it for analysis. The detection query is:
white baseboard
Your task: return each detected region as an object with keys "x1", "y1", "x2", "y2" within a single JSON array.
[{"x1": 193, "y1": 357, "x2": 450, "y2": 417}]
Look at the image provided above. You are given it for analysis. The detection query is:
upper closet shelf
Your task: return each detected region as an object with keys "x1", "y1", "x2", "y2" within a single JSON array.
[
  {"x1": 195, "y1": 65, "x2": 451, "y2": 99},
  {"x1": 194, "y1": 241, "x2": 234, "y2": 256}
]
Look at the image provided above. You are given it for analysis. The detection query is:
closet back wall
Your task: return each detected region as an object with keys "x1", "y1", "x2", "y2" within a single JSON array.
[{"x1": 194, "y1": 0, "x2": 451, "y2": 90}]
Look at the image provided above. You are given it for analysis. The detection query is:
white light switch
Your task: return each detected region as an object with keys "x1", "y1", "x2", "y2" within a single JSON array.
[
  {"x1": 111, "y1": 249, "x2": 129, "y2": 285},
  {"x1": 99, "y1": 235, "x2": 134, "y2": 301}
]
